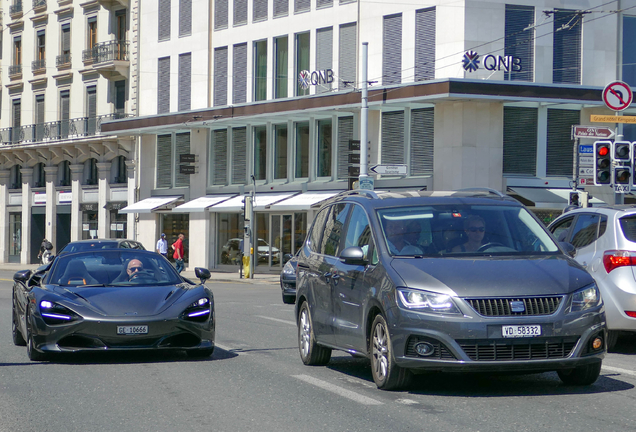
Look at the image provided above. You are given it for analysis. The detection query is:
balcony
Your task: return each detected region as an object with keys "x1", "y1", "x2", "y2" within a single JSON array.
[
  {"x1": 56, "y1": 53, "x2": 71, "y2": 68},
  {"x1": 82, "y1": 40, "x2": 129, "y2": 78},
  {"x1": 9, "y1": 64, "x2": 22, "y2": 79},
  {"x1": 9, "y1": 0, "x2": 22, "y2": 18},
  {"x1": 0, "y1": 113, "x2": 134, "y2": 146},
  {"x1": 33, "y1": 0, "x2": 46, "y2": 9},
  {"x1": 32, "y1": 59, "x2": 46, "y2": 74}
]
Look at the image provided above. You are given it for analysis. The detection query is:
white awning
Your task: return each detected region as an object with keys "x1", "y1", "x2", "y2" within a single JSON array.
[
  {"x1": 268, "y1": 191, "x2": 342, "y2": 211},
  {"x1": 118, "y1": 196, "x2": 182, "y2": 214},
  {"x1": 207, "y1": 193, "x2": 297, "y2": 212},
  {"x1": 172, "y1": 195, "x2": 236, "y2": 213}
]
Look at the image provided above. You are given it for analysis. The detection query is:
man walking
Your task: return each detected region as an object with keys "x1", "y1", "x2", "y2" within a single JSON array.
[
  {"x1": 172, "y1": 233, "x2": 185, "y2": 274},
  {"x1": 156, "y1": 233, "x2": 168, "y2": 258}
]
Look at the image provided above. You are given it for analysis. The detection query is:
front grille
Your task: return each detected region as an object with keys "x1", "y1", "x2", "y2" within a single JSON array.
[
  {"x1": 405, "y1": 336, "x2": 456, "y2": 359},
  {"x1": 457, "y1": 337, "x2": 578, "y2": 361},
  {"x1": 464, "y1": 296, "x2": 563, "y2": 317}
]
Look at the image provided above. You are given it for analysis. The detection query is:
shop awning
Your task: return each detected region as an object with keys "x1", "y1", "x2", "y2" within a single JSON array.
[
  {"x1": 207, "y1": 193, "x2": 297, "y2": 212},
  {"x1": 172, "y1": 195, "x2": 236, "y2": 213},
  {"x1": 508, "y1": 188, "x2": 605, "y2": 206},
  {"x1": 119, "y1": 196, "x2": 182, "y2": 214},
  {"x1": 267, "y1": 191, "x2": 342, "y2": 211}
]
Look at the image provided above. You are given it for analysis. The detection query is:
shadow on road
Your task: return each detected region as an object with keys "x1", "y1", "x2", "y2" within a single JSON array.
[{"x1": 609, "y1": 333, "x2": 636, "y2": 355}]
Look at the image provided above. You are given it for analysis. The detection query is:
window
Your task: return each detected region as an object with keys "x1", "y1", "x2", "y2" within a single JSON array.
[
  {"x1": 570, "y1": 214, "x2": 600, "y2": 249},
  {"x1": 274, "y1": 36, "x2": 288, "y2": 99},
  {"x1": 415, "y1": 8, "x2": 435, "y2": 81},
  {"x1": 156, "y1": 133, "x2": 191, "y2": 188},
  {"x1": 295, "y1": 32, "x2": 309, "y2": 96},
  {"x1": 59, "y1": 161, "x2": 71, "y2": 187},
  {"x1": 274, "y1": 0, "x2": 288, "y2": 17},
  {"x1": 234, "y1": 0, "x2": 247, "y2": 26},
  {"x1": 295, "y1": 122, "x2": 309, "y2": 178},
  {"x1": 33, "y1": 163, "x2": 45, "y2": 188},
  {"x1": 214, "y1": 0, "x2": 228, "y2": 30},
  {"x1": 179, "y1": 0, "x2": 192, "y2": 36},
  {"x1": 212, "y1": 129, "x2": 228, "y2": 185},
  {"x1": 12, "y1": 99, "x2": 21, "y2": 143},
  {"x1": 233, "y1": 43, "x2": 247, "y2": 104},
  {"x1": 86, "y1": 85, "x2": 97, "y2": 134},
  {"x1": 87, "y1": 17, "x2": 97, "y2": 49},
  {"x1": 339, "y1": 23, "x2": 356, "y2": 90},
  {"x1": 320, "y1": 204, "x2": 350, "y2": 256},
  {"x1": 274, "y1": 124, "x2": 287, "y2": 179},
  {"x1": 381, "y1": 111, "x2": 405, "y2": 165},
  {"x1": 254, "y1": 126, "x2": 267, "y2": 180},
  {"x1": 505, "y1": 5, "x2": 534, "y2": 82},
  {"x1": 547, "y1": 109, "x2": 579, "y2": 177},
  {"x1": 116, "y1": 10, "x2": 127, "y2": 61},
  {"x1": 13, "y1": 35, "x2": 21, "y2": 66},
  {"x1": 254, "y1": 0, "x2": 268, "y2": 22},
  {"x1": 178, "y1": 53, "x2": 191, "y2": 111},
  {"x1": 84, "y1": 158, "x2": 98, "y2": 185},
  {"x1": 35, "y1": 94, "x2": 45, "y2": 141},
  {"x1": 316, "y1": 27, "x2": 333, "y2": 94},
  {"x1": 308, "y1": 206, "x2": 329, "y2": 252},
  {"x1": 317, "y1": 119, "x2": 332, "y2": 177},
  {"x1": 553, "y1": 9, "x2": 581, "y2": 84},
  {"x1": 254, "y1": 40, "x2": 267, "y2": 101},
  {"x1": 158, "y1": 57, "x2": 171, "y2": 113},
  {"x1": 115, "y1": 80, "x2": 126, "y2": 115},
  {"x1": 317, "y1": 0, "x2": 332, "y2": 8},
  {"x1": 113, "y1": 155, "x2": 127, "y2": 183},
  {"x1": 59, "y1": 90, "x2": 70, "y2": 138},
  {"x1": 159, "y1": 0, "x2": 171, "y2": 40},
  {"x1": 337, "y1": 116, "x2": 354, "y2": 179},
  {"x1": 383, "y1": 14, "x2": 402, "y2": 85},
  {"x1": 214, "y1": 47, "x2": 228, "y2": 106},
  {"x1": 550, "y1": 216, "x2": 574, "y2": 242},
  {"x1": 294, "y1": 0, "x2": 310, "y2": 14},
  {"x1": 344, "y1": 205, "x2": 377, "y2": 264},
  {"x1": 410, "y1": 108, "x2": 434, "y2": 176},
  {"x1": 10, "y1": 165, "x2": 22, "y2": 189},
  {"x1": 36, "y1": 29, "x2": 45, "y2": 61},
  {"x1": 232, "y1": 127, "x2": 247, "y2": 184},
  {"x1": 503, "y1": 107, "x2": 537, "y2": 175},
  {"x1": 623, "y1": 16, "x2": 636, "y2": 87},
  {"x1": 60, "y1": 23, "x2": 71, "y2": 65}
]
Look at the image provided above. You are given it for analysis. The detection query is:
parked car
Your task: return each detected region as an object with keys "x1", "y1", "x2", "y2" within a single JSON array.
[
  {"x1": 58, "y1": 239, "x2": 146, "y2": 255},
  {"x1": 12, "y1": 249, "x2": 214, "y2": 361},
  {"x1": 548, "y1": 205, "x2": 636, "y2": 349},
  {"x1": 295, "y1": 189, "x2": 606, "y2": 390},
  {"x1": 280, "y1": 254, "x2": 298, "y2": 304}
]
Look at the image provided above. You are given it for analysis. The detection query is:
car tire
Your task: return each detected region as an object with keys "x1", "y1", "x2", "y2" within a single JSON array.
[
  {"x1": 186, "y1": 347, "x2": 215, "y2": 358},
  {"x1": 26, "y1": 308, "x2": 49, "y2": 362},
  {"x1": 298, "y1": 302, "x2": 331, "y2": 366},
  {"x1": 282, "y1": 292, "x2": 296, "y2": 305},
  {"x1": 557, "y1": 362, "x2": 602, "y2": 386},
  {"x1": 12, "y1": 303, "x2": 26, "y2": 346},
  {"x1": 606, "y1": 330, "x2": 619, "y2": 351},
  {"x1": 370, "y1": 314, "x2": 412, "y2": 391}
]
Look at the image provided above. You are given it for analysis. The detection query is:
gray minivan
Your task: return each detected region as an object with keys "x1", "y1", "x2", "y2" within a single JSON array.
[{"x1": 295, "y1": 189, "x2": 606, "y2": 390}]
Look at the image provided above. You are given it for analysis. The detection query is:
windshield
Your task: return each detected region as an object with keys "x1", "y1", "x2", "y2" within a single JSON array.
[
  {"x1": 377, "y1": 204, "x2": 560, "y2": 257},
  {"x1": 44, "y1": 250, "x2": 183, "y2": 287}
]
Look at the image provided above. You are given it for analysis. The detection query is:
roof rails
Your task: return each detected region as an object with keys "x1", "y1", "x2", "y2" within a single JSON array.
[
  {"x1": 335, "y1": 190, "x2": 380, "y2": 200},
  {"x1": 454, "y1": 187, "x2": 507, "y2": 198}
]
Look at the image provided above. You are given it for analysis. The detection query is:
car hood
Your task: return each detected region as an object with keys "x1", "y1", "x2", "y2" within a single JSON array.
[
  {"x1": 390, "y1": 255, "x2": 594, "y2": 297},
  {"x1": 50, "y1": 284, "x2": 189, "y2": 316}
]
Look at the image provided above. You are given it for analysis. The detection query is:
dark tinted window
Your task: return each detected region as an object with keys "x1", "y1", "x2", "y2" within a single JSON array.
[
  {"x1": 599, "y1": 215, "x2": 608, "y2": 238},
  {"x1": 320, "y1": 204, "x2": 350, "y2": 257},
  {"x1": 570, "y1": 214, "x2": 600, "y2": 248},
  {"x1": 619, "y1": 215, "x2": 636, "y2": 241},
  {"x1": 550, "y1": 216, "x2": 574, "y2": 242},
  {"x1": 308, "y1": 207, "x2": 330, "y2": 252},
  {"x1": 343, "y1": 204, "x2": 377, "y2": 264}
]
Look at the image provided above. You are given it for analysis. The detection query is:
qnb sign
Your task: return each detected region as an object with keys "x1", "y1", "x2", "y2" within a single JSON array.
[
  {"x1": 298, "y1": 69, "x2": 334, "y2": 90},
  {"x1": 462, "y1": 50, "x2": 522, "y2": 73}
]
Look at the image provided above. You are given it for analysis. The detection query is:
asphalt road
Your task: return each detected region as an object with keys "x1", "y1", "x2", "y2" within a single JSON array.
[{"x1": 1, "y1": 270, "x2": 635, "y2": 432}]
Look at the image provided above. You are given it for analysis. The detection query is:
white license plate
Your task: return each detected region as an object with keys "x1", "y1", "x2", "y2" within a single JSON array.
[
  {"x1": 502, "y1": 325, "x2": 541, "y2": 338},
  {"x1": 117, "y1": 325, "x2": 148, "y2": 335}
]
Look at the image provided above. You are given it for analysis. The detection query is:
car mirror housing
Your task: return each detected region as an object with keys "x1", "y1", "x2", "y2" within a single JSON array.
[
  {"x1": 13, "y1": 269, "x2": 32, "y2": 283},
  {"x1": 194, "y1": 267, "x2": 211, "y2": 284},
  {"x1": 340, "y1": 246, "x2": 368, "y2": 266},
  {"x1": 560, "y1": 242, "x2": 577, "y2": 258}
]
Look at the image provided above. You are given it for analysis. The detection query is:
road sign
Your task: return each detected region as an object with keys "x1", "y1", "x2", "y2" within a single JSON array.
[
  {"x1": 579, "y1": 167, "x2": 594, "y2": 176},
  {"x1": 591, "y1": 115, "x2": 636, "y2": 124},
  {"x1": 358, "y1": 175, "x2": 374, "y2": 191},
  {"x1": 615, "y1": 184, "x2": 630, "y2": 194},
  {"x1": 603, "y1": 81, "x2": 633, "y2": 111},
  {"x1": 348, "y1": 166, "x2": 360, "y2": 177},
  {"x1": 579, "y1": 178, "x2": 594, "y2": 186},
  {"x1": 349, "y1": 140, "x2": 360, "y2": 151},
  {"x1": 348, "y1": 154, "x2": 360, "y2": 164},
  {"x1": 369, "y1": 164, "x2": 408, "y2": 175},
  {"x1": 578, "y1": 156, "x2": 594, "y2": 165},
  {"x1": 573, "y1": 126, "x2": 615, "y2": 139},
  {"x1": 579, "y1": 144, "x2": 593, "y2": 154}
]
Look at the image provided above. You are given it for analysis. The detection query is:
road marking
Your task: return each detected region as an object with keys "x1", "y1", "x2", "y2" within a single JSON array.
[
  {"x1": 292, "y1": 374, "x2": 383, "y2": 406},
  {"x1": 602, "y1": 365, "x2": 636, "y2": 377},
  {"x1": 396, "y1": 398, "x2": 419, "y2": 405},
  {"x1": 257, "y1": 315, "x2": 296, "y2": 326}
]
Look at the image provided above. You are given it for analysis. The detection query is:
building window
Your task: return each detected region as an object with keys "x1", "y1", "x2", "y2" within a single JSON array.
[
  {"x1": 212, "y1": 129, "x2": 228, "y2": 185},
  {"x1": 215, "y1": 0, "x2": 229, "y2": 30},
  {"x1": 233, "y1": 43, "x2": 247, "y2": 104},
  {"x1": 337, "y1": 116, "x2": 353, "y2": 179},
  {"x1": 317, "y1": 0, "x2": 332, "y2": 9},
  {"x1": 415, "y1": 8, "x2": 435, "y2": 81},
  {"x1": 254, "y1": 0, "x2": 268, "y2": 22},
  {"x1": 254, "y1": 40, "x2": 268, "y2": 101},
  {"x1": 317, "y1": 119, "x2": 332, "y2": 177},
  {"x1": 547, "y1": 109, "x2": 579, "y2": 177},
  {"x1": 505, "y1": 5, "x2": 534, "y2": 82},
  {"x1": 254, "y1": 126, "x2": 267, "y2": 181},
  {"x1": 35, "y1": 94, "x2": 45, "y2": 141},
  {"x1": 553, "y1": 9, "x2": 581, "y2": 84},
  {"x1": 294, "y1": 0, "x2": 310, "y2": 14},
  {"x1": 59, "y1": 90, "x2": 70, "y2": 138},
  {"x1": 623, "y1": 16, "x2": 636, "y2": 87},
  {"x1": 234, "y1": 0, "x2": 247, "y2": 26},
  {"x1": 158, "y1": 57, "x2": 171, "y2": 114},
  {"x1": 274, "y1": 124, "x2": 288, "y2": 179},
  {"x1": 59, "y1": 23, "x2": 71, "y2": 65},
  {"x1": 295, "y1": 32, "x2": 309, "y2": 96},
  {"x1": 59, "y1": 161, "x2": 71, "y2": 187},
  {"x1": 339, "y1": 23, "x2": 356, "y2": 90},
  {"x1": 316, "y1": 27, "x2": 333, "y2": 94},
  {"x1": 214, "y1": 47, "x2": 228, "y2": 106},
  {"x1": 13, "y1": 35, "x2": 22, "y2": 70},
  {"x1": 179, "y1": 0, "x2": 192, "y2": 36},
  {"x1": 87, "y1": 16, "x2": 97, "y2": 50},
  {"x1": 36, "y1": 29, "x2": 45, "y2": 61},
  {"x1": 114, "y1": 80, "x2": 126, "y2": 115},
  {"x1": 159, "y1": 0, "x2": 171, "y2": 40},
  {"x1": 503, "y1": 107, "x2": 537, "y2": 176},
  {"x1": 156, "y1": 132, "x2": 191, "y2": 188},
  {"x1": 381, "y1": 111, "x2": 404, "y2": 165},
  {"x1": 10, "y1": 165, "x2": 22, "y2": 189},
  {"x1": 410, "y1": 108, "x2": 434, "y2": 176},
  {"x1": 33, "y1": 163, "x2": 45, "y2": 188},
  {"x1": 274, "y1": 0, "x2": 288, "y2": 17},
  {"x1": 178, "y1": 53, "x2": 191, "y2": 111},
  {"x1": 12, "y1": 99, "x2": 21, "y2": 143},
  {"x1": 295, "y1": 121, "x2": 309, "y2": 178},
  {"x1": 84, "y1": 158, "x2": 98, "y2": 185},
  {"x1": 383, "y1": 14, "x2": 402, "y2": 85},
  {"x1": 274, "y1": 36, "x2": 288, "y2": 98},
  {"x1": 86, "y1": 85, "x2": 97, "y2": 134},
  {"x1": 112, "y1": 156, "x2": 127, "y2": 183},
  {"x1": 232, "y1": 127, "x2": 247, "y2": 184}
]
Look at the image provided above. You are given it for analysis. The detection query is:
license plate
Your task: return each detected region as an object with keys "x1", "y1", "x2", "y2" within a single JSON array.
[
  {"x1": 502, "y1": 325, "x2": 541, "y2": 338},
  {"x1": 117, "y1": 325, "x2": 148, "y2": 335}
]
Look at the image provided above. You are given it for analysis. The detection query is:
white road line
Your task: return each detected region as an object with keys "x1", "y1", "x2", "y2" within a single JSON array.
[
  {"x1": 257, "y1": 315, "x2": 296, "y2": 326},
  {"x1": 602, "y1": 365, "x2": 636, "y2": 377},
  {"x1": 215, "y1": 343, "x2": 234, "y2": 352},
  {"x1": 292, "y1": 374, "x2": 383, "y2": 406}
]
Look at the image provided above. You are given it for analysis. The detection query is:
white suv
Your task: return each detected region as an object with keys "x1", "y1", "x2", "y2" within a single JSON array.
[{"x1": 549, "y1": 206, "x2": 636, "y2": 349}]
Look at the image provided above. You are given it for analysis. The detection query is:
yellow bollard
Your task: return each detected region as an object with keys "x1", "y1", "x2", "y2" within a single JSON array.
[{"x1": 242, "y1": 254, "x2": 251, "y2": 278}]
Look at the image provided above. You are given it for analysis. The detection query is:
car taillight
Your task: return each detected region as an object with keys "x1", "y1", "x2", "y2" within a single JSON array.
[
  {"x1": 626, "y1": 311, "x2": 636, "y2": 318},
  {"x1": 603, "y1": 250, "x2": 636, "y2": 273}
]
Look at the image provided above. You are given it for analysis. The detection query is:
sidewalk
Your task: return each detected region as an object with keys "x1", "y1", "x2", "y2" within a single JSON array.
[{"x1": 0, "y1": 262, "x2": 279, "y2": 285}]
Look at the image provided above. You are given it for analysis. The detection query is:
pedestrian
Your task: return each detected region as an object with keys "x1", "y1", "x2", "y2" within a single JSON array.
[
  {"x1": 37, "y1": 238, "x2": 54, "y2": 265},
  {"x1": 172, "y1": 233, "x2": 185, "y2": 274},
  {"x1": 156, "y1": 233, "x2": 168, "y2": 258}
]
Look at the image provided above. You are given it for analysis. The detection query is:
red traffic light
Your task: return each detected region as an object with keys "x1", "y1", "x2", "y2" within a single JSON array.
[{"x1": 598, "y1": 146, "x2": 609, "y2": 156}]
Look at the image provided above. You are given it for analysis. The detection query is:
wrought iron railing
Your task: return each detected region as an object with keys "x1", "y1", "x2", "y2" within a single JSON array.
[
  {"x1": 9, "y1": 64, "x2": 22, "y2": 76},
  {"x1": 32, "y1": 59, "x2": 46, "y2": 72},
  {"x1": 9, "y1": 0, "x2": 22, "y2": 15},
  {"x1": 33, "y1": 0, "x2": 46, "y2": 8},
  {"x1": 0, "y1": 113, "x2": 133, "y2": 145},
  {"x1": 56, "y1": 54, "x2": 71, "y2": 67},
  {"x1": 82, "y1": 40, "x2": 129, "y2": 64}
]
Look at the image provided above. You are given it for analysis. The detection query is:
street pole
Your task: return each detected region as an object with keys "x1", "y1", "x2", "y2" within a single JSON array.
[{"x1": 358, "y1": 42, "x2": 373, "y2": 190}]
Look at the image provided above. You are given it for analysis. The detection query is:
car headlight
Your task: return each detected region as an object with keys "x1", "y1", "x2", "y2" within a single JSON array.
[
  {"x1": 39, "y1": 300, "x2": 80, "y2": 325},
  {"x1": 282, "y1": 261, "x2": 295, "y2": 276},
  {"x1": 569, "y1": 284, "x2": 601, "y2": 313},
  {"x1": 396, "y1": 288, "x2": 461, "y2": 314},
  {"x1": 182, "y1": 297, "x2": 211, "y2": 322}
]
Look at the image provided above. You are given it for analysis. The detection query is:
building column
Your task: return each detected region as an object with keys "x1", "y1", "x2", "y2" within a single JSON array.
[
  {"x1": 125, "y1": 160, "x2": 136, "y2": 239},
  {"x1": 70, "y1": 164, "x2": 84, "y2": 241},
  {"x1": 0, "y1": 170, "x2": 10, "y2": 263},
  {"x1": 20, "y1": 168, "x2": 34, "y2": 264},
  {"x1": 97, "y1": 162, "x2": 112, "y2": 238},
  {"x1": 44, "y1": 166, "x2": 58, "y2": 253}
]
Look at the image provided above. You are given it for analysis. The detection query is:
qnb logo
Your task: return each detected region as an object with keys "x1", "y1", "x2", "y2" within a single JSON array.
[
  {"x1": 298, "y1": 70, "x2": 311, "y2": 90},
  {"x1": 462, "y1": 51, "x2": 480, "y2": 72},
  {"x1": 298, "y1": 69, "x2": 334, "y2": 90}
]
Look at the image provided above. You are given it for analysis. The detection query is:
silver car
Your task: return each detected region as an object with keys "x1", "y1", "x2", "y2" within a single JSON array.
[{"x1": 549, "y1": 205, "x2": 636, "y2": 349}]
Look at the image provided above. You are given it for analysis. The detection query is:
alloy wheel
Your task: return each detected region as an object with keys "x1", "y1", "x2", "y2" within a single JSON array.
[
  {"x1": 372, "y1": 321, "x2": 389, "y2": 381},
  {"x1": 299, "y1": 308, "x2": 311, "y2": 359}
]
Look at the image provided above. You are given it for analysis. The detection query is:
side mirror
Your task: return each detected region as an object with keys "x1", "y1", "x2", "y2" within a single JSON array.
[
  {"x1": 194, "y1": 267, "x2": 211, "y2": 284},
  {"x1": 13, "y1": 269, "x2": 32, "y2": 283},
  {"x1": 559, "y1": 242, "x2": 576, "y2": 258},
  {"x1": 339, "y1": 246, "x2": 368, "y2": 266}
]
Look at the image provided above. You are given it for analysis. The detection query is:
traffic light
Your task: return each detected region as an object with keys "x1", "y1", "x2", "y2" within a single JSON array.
[
  {"x1": 569, "y1": 191, "x2": 580, "y2": 207},
  {"x1": 615, "y1": 165, "x2": 632, "y2": 185},
  {"x1": 613, "y1": 141, "x2": 632, "y2": 186},
  {"x1": 594, "y1": 141, "x2": 611, "y2": 185}
]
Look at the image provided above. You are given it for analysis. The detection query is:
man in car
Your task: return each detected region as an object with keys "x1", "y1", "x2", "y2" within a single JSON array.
[
  {"x1": 385, "y1": 219, "x2": 423, "y2": 255},
  {"x1": 126, "y1": 259, "x2": 144, "y2": 280}
]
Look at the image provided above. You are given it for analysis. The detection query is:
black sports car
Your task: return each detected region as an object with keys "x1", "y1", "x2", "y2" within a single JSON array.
[{"x1": 12, "y1": 249, "x2": 214, "y2": 361}]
